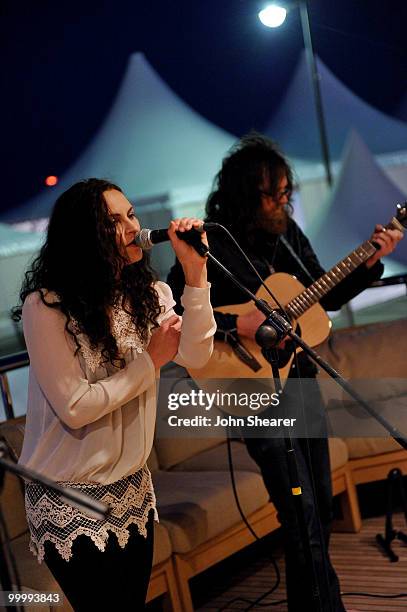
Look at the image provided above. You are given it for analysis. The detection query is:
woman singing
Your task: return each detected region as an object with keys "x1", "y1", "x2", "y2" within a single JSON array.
[{"x1": 14, "y1": 178, "x2": 215, "y2": 610}]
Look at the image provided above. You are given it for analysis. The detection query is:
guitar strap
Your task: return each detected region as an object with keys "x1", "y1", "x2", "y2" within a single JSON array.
[{"x1": 280, "y1": 234, "x2": 316, "y2": 284}]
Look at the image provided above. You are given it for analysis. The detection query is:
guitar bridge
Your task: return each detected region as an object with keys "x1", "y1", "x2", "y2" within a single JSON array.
[{"x1": 225, "y1": 331, "x2": 262, "y2": 373}]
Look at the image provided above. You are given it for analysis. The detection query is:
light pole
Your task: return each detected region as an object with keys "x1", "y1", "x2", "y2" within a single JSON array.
[
  {"x1": 259, "y1": 4, "x2": 355, "y2": 327},
  {"x1": 259, "y1": 2, "x2": 333, "y2": 187}
]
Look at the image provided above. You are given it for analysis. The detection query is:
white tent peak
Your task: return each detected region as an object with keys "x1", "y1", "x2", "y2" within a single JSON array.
[
  {"x1": 264, "y1": 51, "x2": 407, "y2": 160},
  {"x1": 310, "y1": 130, "x2": 407, "y2": 269},
  {"x1": 3, "y1": 52, "x2": 234, "y2": 222}
]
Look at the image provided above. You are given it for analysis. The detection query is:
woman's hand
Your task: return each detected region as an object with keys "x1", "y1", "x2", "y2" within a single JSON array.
[
  {"x1": 168, "y1": 218, "x2": 208, "y2": 288},
  {"x1": 147, "y1": 315, "x2": 181, "y2": 369}
]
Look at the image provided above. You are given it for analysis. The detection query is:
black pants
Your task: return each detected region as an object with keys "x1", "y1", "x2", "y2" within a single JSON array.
[
  {"x1": 44, "y1": 512, "x2": 154, "y2": 611},
  {"x1": 244, "y1": 377, "x2": 345, "y2": 612}
]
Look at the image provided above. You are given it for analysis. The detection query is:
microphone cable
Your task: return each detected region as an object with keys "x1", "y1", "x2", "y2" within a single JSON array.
[
  {"x1": 201, "y1": 223, "x2": 303, "y2": 611},
  {"x1": 342, "y1": 590, "x2": 407, "y2": 600},
  {"x1": 216, "y1": 429, "x2": 281, "y2": 612},
  {"x1": 166, "y1": 399, "x2": 396, "y2": 608},
  {"x1": 207, "y1": 223, "x2": 288, "y2": 316},
  {"x1": 162, "y1": 378, "x2": 284, "y2": 611}
]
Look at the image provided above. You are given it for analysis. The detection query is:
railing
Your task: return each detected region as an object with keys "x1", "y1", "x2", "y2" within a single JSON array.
[
  {"x1": 0, "y1": 351, "x2": 29, "y2": 420},
  {"x1": 370, "y1": 273, "x2": 407, "y2": 289}
]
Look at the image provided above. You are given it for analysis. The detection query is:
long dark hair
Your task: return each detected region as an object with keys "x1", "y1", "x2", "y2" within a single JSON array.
[
  {"x1": 12, "y1": 178, "x2": 161, "y2": 368},
  {"x1": 205, "y1": 132, "x2": 294, "y2": 240}
]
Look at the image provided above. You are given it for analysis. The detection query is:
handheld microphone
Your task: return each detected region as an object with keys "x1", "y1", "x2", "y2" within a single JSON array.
[{"x1": 133, "y1": 222, "x2": 218, "y2": 250}]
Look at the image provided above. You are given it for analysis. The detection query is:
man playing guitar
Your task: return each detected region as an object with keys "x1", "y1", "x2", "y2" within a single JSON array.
[{"x1": 167, "y1": 133, "x2": 403, "y2": 612}]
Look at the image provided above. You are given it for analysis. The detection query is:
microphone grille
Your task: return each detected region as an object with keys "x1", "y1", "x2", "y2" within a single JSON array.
[{"x1": 134, "y1": 229, "x2": 153, "y2": 250}]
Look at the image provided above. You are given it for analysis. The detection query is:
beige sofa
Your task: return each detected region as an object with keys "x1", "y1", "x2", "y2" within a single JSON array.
[
  {"x1": 0, "y1": 420, "x2": 355, "y2": 612},
  {"x1": 317, "y1": 318, "x2": 407, "y2": 484},
  {"x1": 1, "y1": 318, "x2": 406, "y2": 611},
  {"x1": 151, "y1": 435, "x2": 356, "y2": 612}
]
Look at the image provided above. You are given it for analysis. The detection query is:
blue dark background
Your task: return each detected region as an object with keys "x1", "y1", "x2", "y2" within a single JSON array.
[{"x1": 1, "y1": 0, "x2": 406, "y2": 214}]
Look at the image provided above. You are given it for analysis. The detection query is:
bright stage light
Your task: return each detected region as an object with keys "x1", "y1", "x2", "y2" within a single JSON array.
[
  {"x1": 45, "y1": 175, "x2": 58, "y2": 186},
  {"x1": 258, "y1": 4, "x2": 287, "y2": 28}
]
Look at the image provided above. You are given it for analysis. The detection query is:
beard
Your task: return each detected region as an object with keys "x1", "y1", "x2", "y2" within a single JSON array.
[{"x1": 257, "y1": 206, "x2": 289, "y2": 235}]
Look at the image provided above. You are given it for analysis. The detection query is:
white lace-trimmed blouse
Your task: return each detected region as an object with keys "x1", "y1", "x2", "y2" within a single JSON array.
[{"x1": 19, "y1": 281, "x2": 215, "y2": 561}]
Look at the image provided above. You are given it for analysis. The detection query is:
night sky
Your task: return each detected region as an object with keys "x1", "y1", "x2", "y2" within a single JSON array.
[{"x1": 1, "y1": 0, "x2": 406, "y2": 215}]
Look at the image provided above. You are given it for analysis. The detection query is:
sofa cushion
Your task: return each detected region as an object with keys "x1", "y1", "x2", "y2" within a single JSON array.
[
  {"x1": 318, "y1": 320, "x2": 407, "y2": 379},
  {"x1": 152, "y1": 522, "x2": 172, "y2": 566},
  {"x1": 328, "y1": 438, "x2": 348, "y2": 470},
  {"x1": 169, "y1": 439, "x2": 260, "y2": 473},
  {"x1": 170, "y1": 438, "x2": 348, "y2": 474},
  {"x1": 326, "y1": 395, "x2": 407, "y2": 443},
  {"x1": 0, "y1": 416, "x2": 28, "y2": 539},
  {"x1": 1, "y1": 472, "x2": 27, "y2": 540},
  {"x1": 317, "y1": 321, "x2": 407, "y2": 452},
  {"x1": 10, "y1": 533, "x2": 71, "y2": 610},
  {"x1": 317, "y1": 320, "x2": 407, "y2": 409},
  {"x1": 154, "y1": 437, "x2": 224, "y2": 470},
  {"x1": 346, "y1": 437, "x2": 403, "y2": 459},
  {"x1": 0, "y1": 415, "x2": 26, "y2": 460},
  {"x1": 153, "y1": 470, "x2": 270, "y2": 553}
]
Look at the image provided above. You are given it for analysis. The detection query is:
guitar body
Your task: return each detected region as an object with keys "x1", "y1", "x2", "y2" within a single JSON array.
[{"x1": 188, "y1": 273, "x2": 332, "y2": 381}]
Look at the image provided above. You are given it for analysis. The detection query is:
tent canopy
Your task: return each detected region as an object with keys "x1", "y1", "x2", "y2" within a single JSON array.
[
  {"x1": 264, "y1": 52, "x2": 407, "y2": 160},
  {"x1": 3, "y1": 53, "x2": 234, "y2": 223},
  {"x1": 310, "y1": 131, "x2": 407, "y2": 271}
]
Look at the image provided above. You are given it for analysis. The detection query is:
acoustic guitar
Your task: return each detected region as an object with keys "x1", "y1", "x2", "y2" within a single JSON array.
[{"x1": 188, "y1": 205, "x2": 407, "y2": 385}]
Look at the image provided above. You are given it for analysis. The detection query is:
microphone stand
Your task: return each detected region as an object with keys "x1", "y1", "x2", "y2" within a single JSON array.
[
  {"x1": 202, "y1": 245, "x2": 325, "y2": 610},
  {"x1": 0, "y1": 442, "x2": 109, "y2": 609},
  {"x1": 193, "y1": 242, "x2": 407, "y2": 611}
]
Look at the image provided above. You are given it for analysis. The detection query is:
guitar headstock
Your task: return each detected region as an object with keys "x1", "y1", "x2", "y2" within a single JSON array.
[
  {"x1": 393, "y1": 202, "x2": 407, "y2": 231},
  {"x1": 385, "y1": 202, "x2": 407, "y2": 232}
]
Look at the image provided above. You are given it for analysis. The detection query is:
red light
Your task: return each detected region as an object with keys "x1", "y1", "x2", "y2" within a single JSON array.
[{"x1": 45, "y1": 175, "x2": 58, "y2": 187}]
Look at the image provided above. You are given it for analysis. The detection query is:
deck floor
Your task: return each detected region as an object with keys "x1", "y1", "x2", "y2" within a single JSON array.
[{"x1": 191, "y1": 513, "x2": 407, "y2": 611}]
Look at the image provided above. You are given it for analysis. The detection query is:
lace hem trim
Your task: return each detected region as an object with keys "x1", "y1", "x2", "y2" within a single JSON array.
[
  {"x1": 25, "y1": 466, "x2": 158, "y2": 563},
  {"x1": 29, "y1": 503, "x2": 159, "y2": 563}
]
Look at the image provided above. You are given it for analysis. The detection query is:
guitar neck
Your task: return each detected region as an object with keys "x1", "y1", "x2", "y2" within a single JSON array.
[
  {"x1": 286, "y1": 212, "x2": 407, "y2": 319},
  {"x1": 286, "y1": 239, "x2": 376, "y2": 319}
]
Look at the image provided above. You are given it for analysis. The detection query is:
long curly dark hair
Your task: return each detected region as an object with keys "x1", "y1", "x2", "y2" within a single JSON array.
[
  {"x1": 12, "y1": 178, "x2": 162, "y2": 368},
  {"x1": 205, "y1": 132, "x2": 294, "y2": 241}
]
